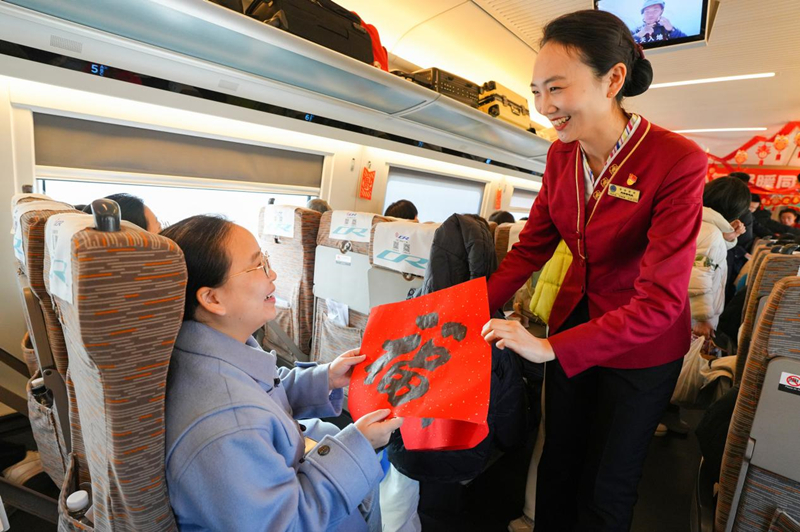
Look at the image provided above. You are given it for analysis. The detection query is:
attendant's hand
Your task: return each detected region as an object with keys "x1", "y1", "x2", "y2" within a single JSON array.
[
  {"x1": 328, "y1": 349, "x2": 366, "y2": 390},
  {"x1": 481, "y1": 319, "x2": 556, "y2": 364},
  {"x1": 355, "y1": 409, "x2": 404, "y2": 449}
]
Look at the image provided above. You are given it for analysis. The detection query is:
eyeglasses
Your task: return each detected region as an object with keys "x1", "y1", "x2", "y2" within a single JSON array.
[{"x1": 228, "y1": 252, "x2": 272, "y2": 280}]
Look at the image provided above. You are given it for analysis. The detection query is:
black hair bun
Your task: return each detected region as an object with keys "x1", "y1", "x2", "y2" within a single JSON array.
[{"x1": 623, "y1": 57, "x2": 653, "y2": 97}]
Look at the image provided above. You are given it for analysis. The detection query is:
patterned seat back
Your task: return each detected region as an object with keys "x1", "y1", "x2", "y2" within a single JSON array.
[
  {"x1": 44, "y1": 204, "x2": 184, "y2": 532},
  {"x1": 258, "y1": 206, "x2": 322, "y2": 360},
  {"x1": 310, "y1": 210, "x2": 388, "y2": 364},
  {"x1": 716, "y1": 276, "x2": 800, "y2": 532},
  {"x1": 487, "y1": 221, "x2": 497, "y2": 240},
  {"x1": 12, "y1": 194, "x2": 81, "y2": 485},
  {"x1": 494, "y1": 221, "x2": 525, "y2": 264},
  {"x1": 735, "y1": 253, "x2": 800, "y2": 384}
]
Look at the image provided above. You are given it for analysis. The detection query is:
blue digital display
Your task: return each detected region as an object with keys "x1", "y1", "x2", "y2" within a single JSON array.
[
  {"x1": 304, "y1": 114, "x2": 314, "y2": 121},
  {"x1": 90, "y1": 64, "x2": 109, "y2": 76}
]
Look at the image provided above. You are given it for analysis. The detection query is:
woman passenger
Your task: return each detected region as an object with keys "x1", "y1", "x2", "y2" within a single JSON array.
[
  {"x1": 482, "y1": 10, "x2": 707, "y2": 531},
  {"x1": 161, "y1": 215, "x2": 402, "y2": 531}
]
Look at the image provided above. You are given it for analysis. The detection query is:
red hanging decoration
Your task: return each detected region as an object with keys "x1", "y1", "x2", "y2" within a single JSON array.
[
  {"x1": 774, "y1": 135, "x2": 789, "y2": 161},
  {"x1": 795, "y1": 132, "x2": 800, "y2": 159},
  {"x1": 756, "y1": 144, "x2": 771, "y2": 165},
  {"x1": 734, "y1": 150, "x2": 748, "y2": 168}
]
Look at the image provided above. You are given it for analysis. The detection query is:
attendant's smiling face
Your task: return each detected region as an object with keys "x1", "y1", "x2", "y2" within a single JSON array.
[{"x1": 531, "y1": 42, "x2": 624, "y2": 144}]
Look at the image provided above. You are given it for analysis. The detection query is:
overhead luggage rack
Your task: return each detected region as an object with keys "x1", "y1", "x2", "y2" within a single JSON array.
[{"x1": 0, "y1": 0, "x2": 549, "y2": 172}]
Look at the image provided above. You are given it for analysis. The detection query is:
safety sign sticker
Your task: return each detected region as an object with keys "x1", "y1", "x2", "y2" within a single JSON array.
[{"x1": 778, "y1": 372, "x2": 800, "y2": 397}]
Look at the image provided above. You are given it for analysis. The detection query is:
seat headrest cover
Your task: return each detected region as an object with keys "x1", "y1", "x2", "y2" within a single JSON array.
[
  {"x1": 44, "y1": 213, "x2": 138, "y2": 304},
  {"x1": 259, "y1": 205, "x2": 297, "y2": 239},
  {"x1": 372, "y1": 221, "x2": 439, "y2": 276},
  {"x1": 12, "y1": 199, "x2": 74, "y2": 264},
  {"x1": 506, "y1": 221, "x2": 526, "y2": 251},
  {"x1": 329, "y1": 211, "x2": 375, "y2": 243},
  {"x1": 10, "y1": 192, "x2": 51, "y2": 209}
]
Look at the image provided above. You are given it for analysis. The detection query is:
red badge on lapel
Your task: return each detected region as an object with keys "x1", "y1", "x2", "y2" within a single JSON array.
[{"x1": 627, "y1": 173, "x2": 638, "y2": 186}]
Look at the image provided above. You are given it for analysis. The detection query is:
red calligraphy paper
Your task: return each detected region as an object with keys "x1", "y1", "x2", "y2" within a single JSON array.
[
  {"x1": 349, "y1": 278, "x2": 491, "y2": 450},
  {"x1": 359, "y1": 167, "x2": 376, "y2": 200}
]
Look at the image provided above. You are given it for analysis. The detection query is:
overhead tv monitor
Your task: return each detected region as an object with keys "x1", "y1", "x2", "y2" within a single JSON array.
[{"x1": 594, "y1": 0, "x2": 710, "y2": 50}]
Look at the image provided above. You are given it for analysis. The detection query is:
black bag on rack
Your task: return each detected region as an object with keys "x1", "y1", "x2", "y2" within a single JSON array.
[
  {"x1": 209, "y1": 0, "x2": 244, "y2": 13},
  {"x1": 247, "y1": 0, "x2": 374, "y2": 65}
]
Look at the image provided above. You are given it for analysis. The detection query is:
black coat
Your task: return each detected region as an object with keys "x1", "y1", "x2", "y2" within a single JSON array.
[
  {"x1": 387, "y1": 214, "x2": 528, "y2": 483},
  {"x1": 753, "y1": 208, "x2": 800, "y2": 236}
]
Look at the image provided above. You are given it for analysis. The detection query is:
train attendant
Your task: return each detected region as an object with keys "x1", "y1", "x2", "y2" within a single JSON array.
[{"x1": 482, "y1": 10, "x2": 706, "y2": 532}]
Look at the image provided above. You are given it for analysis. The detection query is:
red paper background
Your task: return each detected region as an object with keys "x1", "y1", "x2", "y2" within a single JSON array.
[{"x1": 349, "y1": 278, "x2": 491, "y2": 432}]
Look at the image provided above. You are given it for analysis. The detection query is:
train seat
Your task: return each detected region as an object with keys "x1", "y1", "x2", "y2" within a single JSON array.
[
  {"x1": 735, "y1": 251, "x2": 800, "y2": 384},
  {"x1": 257, "y1": 205, "x2": 322, "y2": 363},
  {"x1": 367, "y1": 219, "x2": 437, "y2": 306},
  {"x1": 12, "y1": 193, "x2": 81, "y2": 485},
  {"x1": 715, "y1": 276, "x2": 800, "y2": 532},
  {"x1": 310, "y1": 210, "x2": 388, "y2": 364},
  {"x1": 44, "y1": 199, "x2": 184, "y2": 531}
]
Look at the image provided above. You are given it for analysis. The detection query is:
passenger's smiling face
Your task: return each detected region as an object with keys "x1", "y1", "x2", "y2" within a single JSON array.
[
  {"x1": 214, "y1": 225, "x2": 278, "y2": 335},
  {"x1": 531, "y1": 42, "x2": 623, "y2": 145}
]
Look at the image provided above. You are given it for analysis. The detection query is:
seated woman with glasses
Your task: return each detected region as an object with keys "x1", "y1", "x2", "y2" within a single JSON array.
[{"x1": 160, "y1": 215, "x2": 402, "y2": 532}]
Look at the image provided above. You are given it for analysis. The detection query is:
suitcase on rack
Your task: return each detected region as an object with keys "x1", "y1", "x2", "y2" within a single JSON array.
[
  {"x1": 210, "y1": 0, "x2": 244, "y2": 13},
  {"x1": 247, "y1": 0, "x2": 374, "y2": 66},
  {"x1": 479, "y1": 81, "x2": 531, "y2": 129},
  {"x1": 411, "y1": 68, "x2": 481, "y2": 108}
]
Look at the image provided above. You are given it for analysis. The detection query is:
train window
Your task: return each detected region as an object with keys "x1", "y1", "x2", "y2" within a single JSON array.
[
  {"x1": 38, "y1": 178, "x2": 311, "y2": 238},
  {"x1": 508, "y1": 188, "x2": 538, "y2": 220},
  {"x1": 383, "y1": 168, "x2": 485, "y2": 223}
]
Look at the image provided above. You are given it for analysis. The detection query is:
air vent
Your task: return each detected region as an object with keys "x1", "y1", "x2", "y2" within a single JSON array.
[
  {"x1": 50, "y1": 35, "x2": 83, "y2": 54},
  {"x1": 218, "y1": 79, "x2": 239, "y2": 92}
]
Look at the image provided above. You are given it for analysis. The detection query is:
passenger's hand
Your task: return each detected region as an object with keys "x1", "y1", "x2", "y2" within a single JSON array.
[
  {"x1": 481, "y1": 319, "x2": 556, "y2": 364},
  {"x1": 355, "y1": 409, "x2": 404, "y2": 449},
  {"x1": 328, "y1": 349, "x2": 366, "y2": 390},
  {"x1": 692, "y1": 321, "x2": 715, "y2": 339}
]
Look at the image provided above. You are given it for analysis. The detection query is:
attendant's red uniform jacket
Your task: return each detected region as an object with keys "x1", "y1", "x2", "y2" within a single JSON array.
[{"x1": 488, "y1": 117, "x2": 706, "y2": 377}]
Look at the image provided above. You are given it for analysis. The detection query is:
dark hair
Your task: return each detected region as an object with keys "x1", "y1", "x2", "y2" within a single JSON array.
[
  {"x1": 779, "y1": 208, "x2": 798, "y2": 221},
  {"x1": 103, "y1": 193, "x2": 148, "y2": 230},
  {"x1": 751, "y1": 193, "x2": 761, "y2": 203},
  {"x1": 540, "y1": 10, "x2": 653, "y2": 101},
  {"x1": 306, "y1": 198, "x2": 331, "y2": 214},
  {"x1": 728, "y1": 171, "x2": 751, "y2": 184},
  {"x1": 703, "y1": 177, "x2": 751, "y2": 222},
  {"x1": 488, "y1": 210, "x2": 516, "y2": 225},
  {"x1": 384, "y1": 199, "x2": 418, "y2": 220},
  {"x1": 160, "y1": 215, "x2": 235, "y2": 321}
]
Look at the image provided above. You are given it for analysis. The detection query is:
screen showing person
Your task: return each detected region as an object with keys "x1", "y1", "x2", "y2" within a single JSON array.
[{"x1": 594, "y1": 0, "x2": 708, "y2": 49}]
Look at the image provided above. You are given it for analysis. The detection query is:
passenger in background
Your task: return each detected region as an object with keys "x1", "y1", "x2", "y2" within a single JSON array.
[
  {"x1": 779, "y1": 207, "x2": 799, "y2": 228},
  {"x1": 489, "y1": 210, "x2": 517, "y2": 225},
  {"x1": 689, "y1": 177, "x2": 750, "y2": 339},
  {"x1": 384, "y1": 199, "x2": 418, "y2": 221},
  {"x1": 752, "y1": 195, "x2": 800, "y2": 236},
  {"x1": 307, "y1": 198, "x2": 332, "y2": 214},
  {"x1": 160, "y1": 215, "x2": 402, "y2": 532},
  {"x1": 83, "y1": 193, "x2": 162, "y2": 233}
]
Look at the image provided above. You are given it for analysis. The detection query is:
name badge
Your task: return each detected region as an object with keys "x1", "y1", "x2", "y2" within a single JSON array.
[{"x1": 608, "y1": 184, "x2": 640, "y2": 203}]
